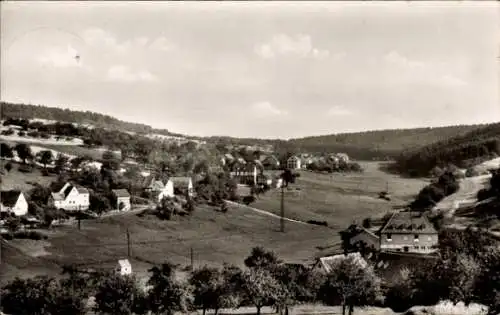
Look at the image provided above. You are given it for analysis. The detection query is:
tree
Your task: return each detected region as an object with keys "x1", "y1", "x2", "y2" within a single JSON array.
[
  {"x1": 244, "y1": 246, "x2": 282, "y2": 270},
  {"x1": 189, "y1": 266, "x2": 239, "y2": 315},
  {"x1": 54, "y1": 154, "x2": 69, "y2": 172},
  {"x1": 241, "y1": 268, "x2": 283, "y2": 315},
  {"x1": 318, "y1": 255, "x2": 382, "y2": 315},
  {"x1": 15, "y1": 143, "x2": 33, "y2": 164},
  {"x1": 0, "y1": 276, "x2": 86, "y2": 315},
  {"x1": 157, "y1": 197, "x2": 177, "y2": 220},
  {"x1": 1, "y1": 142, "x2": 14, "y2": 158},
  {"x1": 5, "y1": 162, "x2": 13, "y2": 172},
  {"x1": 38, "y1": 150, "x2": 53, "y2": 169},
  {"x1": 5, "y1": 216, "x2": 21, "y2": 232},
  {"x1": 94, "y1": 272, "x2": 147, "y2": 315},
  {"x1": 90, "y1": 192, "x2": 111, "y2": 215},
  {"x1": 147, "y1": 262, "x2": 193, "y2": 315}
]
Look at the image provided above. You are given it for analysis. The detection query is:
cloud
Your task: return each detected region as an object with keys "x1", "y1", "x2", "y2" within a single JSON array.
[
  {"x1": 326, "y1": 105, "x2": 353, "y2": 116},
  {"x1": 149, "y1": 37, "x2": 175, "y2": 51},
  {"x1": 82, "y1": 28, "x2": 175, "y2": 54},
  {"x1": 385, "y1": 50, "x2": 424, "y2": 69},
  {"x1": 251, "y1": 101, "x2": 287, "y2": 116},
  {"x1": 37, "y1": 45, "x2": 82, "y2": 68},
  {"x1": 384, "y1": 50, "x2": 468, "y2": 87},
  {"x1": 255, "y1": 34, "x2": 330, "y2": 60},
  {"x1": 106, "y1": 65, "x2": 157, "y2": 82}
]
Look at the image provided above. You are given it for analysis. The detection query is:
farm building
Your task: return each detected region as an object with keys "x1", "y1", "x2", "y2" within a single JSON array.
[
  {"x1": 0, "y1": 190, "x2": 28, "y2": 216},
  {"x1": 349, "y1": 227, "x2": 381, "y2": 251},
  {"x1": 313, "y1": 252, "x2": 368, "y2": 273},
  {"x1": 116, "y1": 259, "x2": 132, "y2": 276},
  {"x1": 112, "y1": 189, "x2": 131, "y2": 211},
  {"x1": 286, "y1": 156, "x2": 301, "y2": 170},
  {"x1": 259, "y1": 154, "x2": 280, "y2": 169},
  {"x1": 50, "y1": 183, "x2": 90, "y2": 211},
  {"x1": 379, "y1": 211, "x2": 438, "y2": 254},
  {"x1": 170, "y1": 176, "x2": 194, "y2": 197},
  {"x1": 141, "y1": 176, "x2": 174, "y2": 202}
]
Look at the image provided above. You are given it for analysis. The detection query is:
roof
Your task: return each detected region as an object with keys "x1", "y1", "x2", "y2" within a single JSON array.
[
  {"x1": 51, "y1": 192, "x2": 65, "y2": 201},
  {"x1": 0, "y1": 190, "x2": 22, "y2": 207},
  {"x1": 117, "y1": 259, "x2": 132, "y2": 269},
  {"x1": 170, "y1": 176, "x2": 192, "y2": 187},
  {"x1": 237, "y1": 157, "x2": 247, "y2": 164},
  {"x1": 253, "y1": 160, "x2": 264, "y2": 168},
  {"x1": 317, "y1": 252, "x2": 368, "y2": 273},
  {"x1": 224, "y1": 153, "x2": 235, "y2": 160},
  {"x1": 112, "y1": 189, "x2": 130, "y2": 198},
  {"x1": 380, "y1": 211, "x2": 437, "y2": 234}
]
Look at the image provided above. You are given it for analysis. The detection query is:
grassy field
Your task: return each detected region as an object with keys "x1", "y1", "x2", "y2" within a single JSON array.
[
  {"x1": 5, "y1": 203, "x2": 335, "y2": 282},
  {"x1": 2, "y1": 161, "x2": 429, "y2": 284},
  {"x1": 256, "y1": 162, "x2": 429, "y2": 230},
  {"x1": 32, "y1": 144, "x2": 106, "y2": 161},
  {"x1": 0, "y1": 161, "x2": 56, "y2": 192}
]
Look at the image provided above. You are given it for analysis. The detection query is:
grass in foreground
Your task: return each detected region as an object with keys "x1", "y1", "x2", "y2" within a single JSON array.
[{"x1": 9, "y1": 203, "x2": 334, "y2": 281}]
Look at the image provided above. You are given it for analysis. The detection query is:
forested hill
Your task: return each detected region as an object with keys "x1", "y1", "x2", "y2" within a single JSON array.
[
  {"x1": 389, "y1": 122, "x2": 500, "y2": 177},
  {"x1": 287, "y1": 125, "x2": 489, "y2": 160},
  {"x1": 2, "y1": 102, "x2": 497, "y2": 164},
  {"x1": 0, "y1": 102, "x2": 177, "y2": 136}
]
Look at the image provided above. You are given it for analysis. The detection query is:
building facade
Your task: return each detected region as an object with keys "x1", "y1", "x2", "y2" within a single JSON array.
[
  {"x1": 379, "y1": 211, "x2": 438, "y2": 254},
  {"x1": 50, "y1": 183, "x2": 90, "y2": 211}
]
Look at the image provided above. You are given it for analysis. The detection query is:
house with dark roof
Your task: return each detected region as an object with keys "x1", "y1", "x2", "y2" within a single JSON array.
[
  {"x1": 141, "y1": 176, "x2": 174, "y2": 202},
  {"x1": 379, "y1": 211, "x2": 438, "y2": 254},
  {"x1": 259, "y1": 154, "x2": 280, "y2": 169},
  {"x1": 50, "y1": 182, "x2": 90, "y2": 211},
  {"x1": 170, "y1": 177, "x2": 194, "y2": 197},
  {"x1": 286, "y1": 156, "x2": 302, "y2": 170},
  {"x1": 0, "y1": 190, "x2": 28, "y2": 216},
  {"x1": 112, "y1": 189, "x2": 131, "y2": 211}
]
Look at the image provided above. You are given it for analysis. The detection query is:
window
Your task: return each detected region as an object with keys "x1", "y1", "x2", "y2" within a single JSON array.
[
  {"x1": 414, "y1": 234, "x2": 419, "y2": 242},
  {"x1": 386, "y1": 234, "x2": 392, "y2": 241},
  {"x1": 403, "y1": 236, "x2": 408, "y2": 241},
  {"x1": 427, "y1": 236, "x2": 432, "y2": 241}
]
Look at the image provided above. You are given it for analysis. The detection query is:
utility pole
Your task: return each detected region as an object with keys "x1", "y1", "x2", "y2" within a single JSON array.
[
  {"x1": 77, "y1": 211, "x2": 81, "y2": 230},
  {"x1": 280, "y1": 185, "x2": 285, "y2": 233},
  {"x1": 190, "y1": 247, "x2": 194, "y2": 270},
  {"x1": 126, "y1": 228, "x2": 131, "y2": 258}
]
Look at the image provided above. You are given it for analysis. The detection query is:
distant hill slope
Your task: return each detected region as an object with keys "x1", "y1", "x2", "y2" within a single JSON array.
[
  {"x1": 287, "y1": 125, "x2": 489, "y2": 160},
  {"x1": 0, "y1": 102, "x2": 178, "y2": 136},
  {"x1": 2, "y1": 102, "x2": 496, "y2": 162},
  {"x1": 389, "y1": 123, "x2": 500, "y2": 177}
]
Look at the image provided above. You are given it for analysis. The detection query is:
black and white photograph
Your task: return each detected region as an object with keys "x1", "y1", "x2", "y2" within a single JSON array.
[{"x1": 0, "y1": 1, "x2": 499, "y2": 315}]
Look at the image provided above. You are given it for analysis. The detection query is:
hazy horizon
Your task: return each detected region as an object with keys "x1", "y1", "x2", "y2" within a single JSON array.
[{"x1": 2, "y1": 1, "x2": 499, "y2": 139}]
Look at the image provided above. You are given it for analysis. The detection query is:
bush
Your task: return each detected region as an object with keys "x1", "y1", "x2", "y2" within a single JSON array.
[
  {"x1": 131, "y1": 196, "x2": 149, "y2": 205},
  {"x1": 4, "y1": 162, "x2": 12, "y2": 172},
  {"x1": 18, "y1": 164, "x2": 33, "y2": 173},
  {"x1": 13, "y1": 231, "x2": 47, "y2": 240},
  {"x1": 242, "y1": 195, "x2": 256, "y2": 205},
  {"x1": 1, "y1": 232, "x2": 14, "y2": 240},
  {"x1": 465, "y1": 167, "x2": 480, "y2": 178},
  {"x1": 1, "y1": 129, "x2": 14, "y2": 136},
  {"x1": 362, "y1": 217, "x2": 372, "y2": 228},
  {"x1": 307, "y1": 220, "x2": 328, "y2": 226},
  {"x1": 40, "y1": 133, "x2": 50, "y2": 139},
  {"x1": 18, "y1": 131, "x2": 26, "y2": 137}
]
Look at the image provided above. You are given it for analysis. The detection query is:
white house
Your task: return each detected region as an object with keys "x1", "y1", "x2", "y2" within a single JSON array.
[
  {"x1": 286, "y1": 156, "x2": 301, "y2": 170},
  {"x1": 0, "y1": 190, "x2": 28, "y2": 216},
  {"x1": 116, "y1": 259, "x2": 132, "y2": 276},
  {"x1": 50, "y1": 182, "x2": 90, "y2": 211},
  {"x1": 142, "y1": 176, "x2": 174, "y2": 202},
  {"x1": 112, "y1": 189, "x2": 131, "y2": 211}
]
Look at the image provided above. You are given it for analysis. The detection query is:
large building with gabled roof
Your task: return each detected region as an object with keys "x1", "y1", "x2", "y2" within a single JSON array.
[{"x1": 379, "y1": 211, "x2": 438, "y2": 254}]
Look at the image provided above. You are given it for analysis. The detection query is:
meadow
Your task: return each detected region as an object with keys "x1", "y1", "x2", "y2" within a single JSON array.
[
  {"x1": 257, "y1": 162, "x2": 429, "y2": 230},
  {"x1": 1, "y1": 161, "x2": 429, "y2": 284}
]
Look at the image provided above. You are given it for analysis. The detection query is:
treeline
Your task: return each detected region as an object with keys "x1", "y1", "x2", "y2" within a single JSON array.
[
  {"x1": 287, "y1": 124, "x2": 488, "y2": 160},
  {"x1": 2, "y1": 229, "x2": 500, "y2": 315},
  {"x1": 390, "y1": 123, "x2": 500, "y2": 177}
]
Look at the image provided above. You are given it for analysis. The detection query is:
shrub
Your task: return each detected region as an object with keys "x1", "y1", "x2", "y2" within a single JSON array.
[
  {"x1": 307, "y1": 220, "x2": 328, "y2": 226},
  {"x1": 5, "y1": 162, "x2": 12, "y2": 172},
  {"x1": 1, "y1": 232, "x2": 14, "y2": 240},
  {"x1": 130, "y1": 196, "x2": 149, "y2": 205},
  {"x1": 362, "y1": 217, "x2": 372, "y2": 229},
  {"x1": 1, "y1": 129, "x2": 14, "y2": 136},
  {"x1": 465, "y1": 167, "x2": 480, "y2": 178},
  {"x1": 242, "y1": 195, "x2": 256, "y2": 205},
  {"x1": 13, "y1": 231, "x2": 47, "y2": 240},
  {"x1": 18, "y1": 164, "x2": 33, "y2": 173},
  {"x1": 18, "y1": 131, "x2": 26, "y2": 137},
  {"x1": 40, "y1": 133, "x2": 50, "y2": 139}
]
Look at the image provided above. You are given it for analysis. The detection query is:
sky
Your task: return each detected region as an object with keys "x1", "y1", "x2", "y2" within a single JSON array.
[{"x1": 1, "y1": 1, "x2": 499, "y2": 139}]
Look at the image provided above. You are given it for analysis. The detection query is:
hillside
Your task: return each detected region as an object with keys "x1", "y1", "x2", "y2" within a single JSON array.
[
  {"x1": 287, "y1": 125, "x2": 490, "y2": 160},
  {"x1": 0, "y1": 102, "x2": 178, "y2": 137},
  {"x1": 389, "y1": 123, "x2": 500, "y2": 177},
  {"x1": 2, "y1": 102, "x2": 496, "y2": 161}
]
